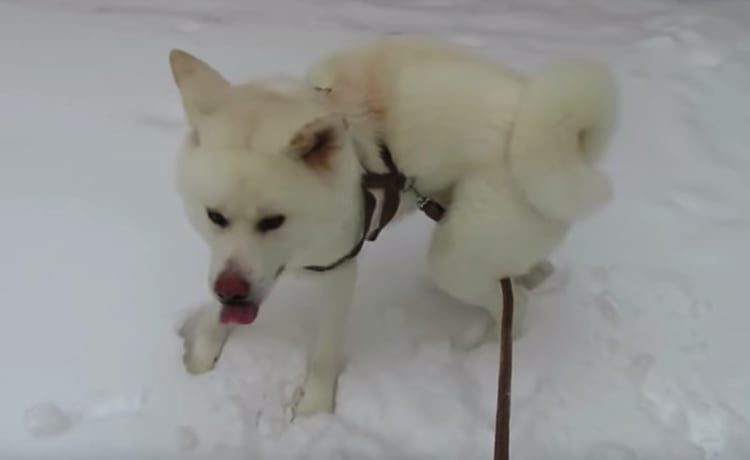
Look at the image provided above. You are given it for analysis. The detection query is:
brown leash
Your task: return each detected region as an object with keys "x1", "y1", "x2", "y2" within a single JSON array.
[
  {"x1": 495, "y1": 277, "x2": 513, "y2": 460},
  {"x1": 306, "y1": 144, "x2": 514, "y2": 460}
]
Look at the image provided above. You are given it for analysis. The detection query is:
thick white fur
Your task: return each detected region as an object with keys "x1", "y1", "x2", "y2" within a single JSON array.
[
  {"x1": 170, "y1": 37, "x2": 616, "y2": 417},
  {"x1": 509, "y1": 59, "x2": 616, "y2": 222}
]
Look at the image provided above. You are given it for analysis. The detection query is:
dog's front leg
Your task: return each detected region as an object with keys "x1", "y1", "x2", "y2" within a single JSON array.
[
  {"x1": 294, "y1": 260, "x2": 357, "y2": 417},
  {"x1": 179, "y1": 305, "x2": 232, "y2": 375}
]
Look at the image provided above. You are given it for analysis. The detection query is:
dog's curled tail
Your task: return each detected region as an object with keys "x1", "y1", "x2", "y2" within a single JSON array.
[{"x1": 509, "y1": 59, "x2": 616, "y2": 222}]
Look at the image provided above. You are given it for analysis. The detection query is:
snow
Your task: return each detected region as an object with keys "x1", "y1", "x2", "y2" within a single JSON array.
[{"x1": 0, "y1": 0, "x2": 748, "y2": 458}]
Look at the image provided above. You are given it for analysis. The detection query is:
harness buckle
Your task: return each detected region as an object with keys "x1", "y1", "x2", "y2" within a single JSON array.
[{"x1": 416, "y1": 194, "x2": 446, "y2": 222}]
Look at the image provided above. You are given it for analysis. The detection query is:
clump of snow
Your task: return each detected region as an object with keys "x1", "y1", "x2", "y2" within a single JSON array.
[
  {"x1": 80, "y1": 390, "x2": 149, "y2": 421},
  {"x1": 585, "y1": 442, "x2": 637, "y2": 460}
]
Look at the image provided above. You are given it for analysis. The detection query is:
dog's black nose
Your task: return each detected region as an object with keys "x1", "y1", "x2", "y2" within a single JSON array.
[{"x1": 217, "y1": 292, "x2": 248, "y2": 304}]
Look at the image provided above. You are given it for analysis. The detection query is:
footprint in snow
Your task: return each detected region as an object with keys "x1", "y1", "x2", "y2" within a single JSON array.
[
  {"x1": 593, "y1": 291, "x2": 622, "y2": 327},
  {"x1": 586, "y1": 441, "x2": 638, "y2": 460},
  {"x1": 24, "y1": 403, "x2": 76, "y2": 438},
  {"x1": 176, "y1": 425, "x2": 200, "y2": 453}
]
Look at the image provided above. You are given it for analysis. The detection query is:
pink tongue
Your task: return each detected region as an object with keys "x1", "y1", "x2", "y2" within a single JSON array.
[{"x1": 219, "y1": 304, "x2": 259, "y2": 325}]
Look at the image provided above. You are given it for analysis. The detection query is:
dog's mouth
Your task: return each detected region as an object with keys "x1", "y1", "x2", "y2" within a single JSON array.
[{"x1": 219, "y1": 302, "x2": 259, "y2": 325}]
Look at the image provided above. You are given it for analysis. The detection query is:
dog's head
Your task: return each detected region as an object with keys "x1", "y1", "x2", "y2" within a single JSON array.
[{"x1": 169, "y1": 50, "x2": 360, "y2": 324}]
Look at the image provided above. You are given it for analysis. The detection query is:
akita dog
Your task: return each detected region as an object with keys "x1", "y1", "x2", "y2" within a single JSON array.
[{"x1": 170, "y1": 37, "x2": 615, "y2": 416}]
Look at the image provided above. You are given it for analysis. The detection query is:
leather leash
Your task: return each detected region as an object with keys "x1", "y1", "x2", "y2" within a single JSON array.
[
  {"x1": 305, "y1": 144, "x2": 513, "y2": 460},
  {"x1": 495, "y1": 277, "x2": 513, "y2": 460}
]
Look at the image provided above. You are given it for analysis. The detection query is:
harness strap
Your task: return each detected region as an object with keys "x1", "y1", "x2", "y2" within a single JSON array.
[
  {"x1": 361, "y1": 143, "x2": 407, "y2": 242},
  {"x1": 304, "y1": 187, "x2": 377, "y2": 272},
  {"x1": 304, "y1": 144, "x2": 405, "y2": 273},
  {"x1": 369, "y1": 143, "x2": 448, "y2": 226},
  {"x1": 306, "y1": 142, "x2": 447, "y2": 274}
]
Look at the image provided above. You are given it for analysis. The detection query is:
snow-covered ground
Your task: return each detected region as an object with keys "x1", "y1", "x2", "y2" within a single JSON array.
[{"x1": 1, "y1": 0, "x2": 749, "y2": 458}]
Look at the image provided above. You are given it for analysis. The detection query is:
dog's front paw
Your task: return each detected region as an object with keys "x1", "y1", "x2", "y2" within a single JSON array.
[
  {"x1": 181, "y1": 337, "x2": 221, "y2": 375},
  {"x1": 178, "y1": 308, "x2": 229, "y2": 375},
  {"x1": 293, "y1": 376, "x2": 336, "y2": 417}
]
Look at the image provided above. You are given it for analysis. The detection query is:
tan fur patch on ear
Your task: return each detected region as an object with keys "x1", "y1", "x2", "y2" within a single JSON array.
[{"x1": 291, "y1": 122, "x2": 339, "y2": 171}]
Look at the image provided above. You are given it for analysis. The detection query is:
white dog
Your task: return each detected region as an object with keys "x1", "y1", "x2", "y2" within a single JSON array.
[{"x1": 170, "y1": 37, "x2": 616, "y2": 416}]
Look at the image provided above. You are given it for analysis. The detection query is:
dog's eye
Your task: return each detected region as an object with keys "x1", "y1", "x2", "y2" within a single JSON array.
[
  {"x1": 257, "y1": 215, "x2": 286, "y2": 233},
  {"x1": 207, "y1": 209, "x2": 229, "y2": 228}
]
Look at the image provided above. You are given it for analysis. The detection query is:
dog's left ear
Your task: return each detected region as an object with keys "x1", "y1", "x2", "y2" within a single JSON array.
[
  {"x1": 289, "y1": 116, "x2": 343, "y2": 171},
  {"x1": 169, "y1": 49, "x2": 229, "y2": 127}
]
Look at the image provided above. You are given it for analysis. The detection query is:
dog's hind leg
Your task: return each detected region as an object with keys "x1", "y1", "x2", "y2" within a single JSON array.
[
  {"x1": 429, "y1": 250, "x2": 530, "y2": 347},
  {"x1": 515, "y1": 260, "x2": 555, "y2": 290},
  {"x1": 179, "y1": 305, "x2": 232, "y2": 375},
  {"x1": 427, "y1": 171, "x2": 563, "y2": 346}
]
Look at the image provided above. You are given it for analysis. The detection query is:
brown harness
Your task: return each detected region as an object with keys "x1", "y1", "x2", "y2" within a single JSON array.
[{"x1": 305, "y1": 144, "x2": 514, "y2": 460}]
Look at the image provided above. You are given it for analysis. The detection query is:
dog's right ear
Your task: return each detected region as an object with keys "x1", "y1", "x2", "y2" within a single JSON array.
[
  {"x1": 288, "y1": 116, "x2": 344, "y2": 172},
  {"x1": 169, "y1": 49, "x2": 229, "y2": 127}
]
